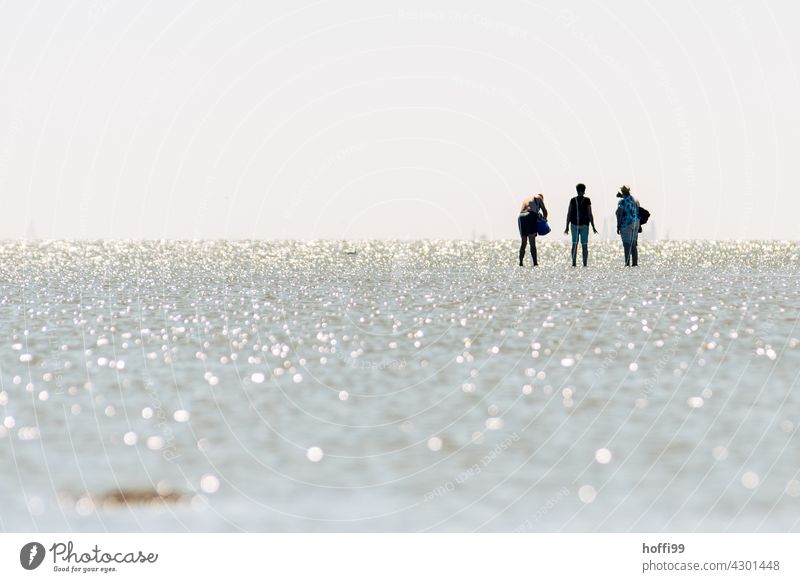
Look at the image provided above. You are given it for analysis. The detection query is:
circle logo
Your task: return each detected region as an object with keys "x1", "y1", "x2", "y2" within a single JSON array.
[{"x1": 20, "y1": 542, "x2": 46, "y2": 570}]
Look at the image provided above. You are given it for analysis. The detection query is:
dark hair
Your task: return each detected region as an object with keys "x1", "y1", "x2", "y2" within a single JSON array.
[{"x1": 576, "y1": 183, "x2": 586, "y2": 193}]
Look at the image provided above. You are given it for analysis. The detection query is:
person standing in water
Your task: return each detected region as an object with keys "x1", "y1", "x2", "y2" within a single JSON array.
[
  {"x1": 616, "y1": 185, "x2": 640, "y2": 266},
  {"x1": 563, "y1": 183, "x2": 598, "y2": 267},
  {"x1": 518, "y1": 193, "x2": 547, "y2": 266}
]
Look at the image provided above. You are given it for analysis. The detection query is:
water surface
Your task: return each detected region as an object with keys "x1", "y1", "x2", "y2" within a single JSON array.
[{"x1": 1, "y1": 240, "x2": 799, "y2": 532}]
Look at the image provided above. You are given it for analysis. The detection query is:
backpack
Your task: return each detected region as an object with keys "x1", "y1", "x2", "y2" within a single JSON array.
[{"x1": 638, "y1": 206, "x2": 651, "y2": 225}]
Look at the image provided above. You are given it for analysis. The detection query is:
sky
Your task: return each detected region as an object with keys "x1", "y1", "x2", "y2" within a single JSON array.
[{"x1": 0, "y1": 0, "x2": 798, "y2": 240}]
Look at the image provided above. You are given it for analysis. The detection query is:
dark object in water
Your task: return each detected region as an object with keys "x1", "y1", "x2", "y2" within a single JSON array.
[
  {"x1": 344, "y1": 250, "x2": 357, "y2": 255},
  {"x1": 65, "y1": 488, "x2": 187, "y2": 509},
  {"x1": 101, "y1": 489, "x2": 184, "y2": 506}
]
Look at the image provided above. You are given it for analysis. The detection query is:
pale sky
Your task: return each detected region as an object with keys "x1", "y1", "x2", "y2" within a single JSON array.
[{"x1": 1, "y1": 0, "x2": 798, "y2": 240}]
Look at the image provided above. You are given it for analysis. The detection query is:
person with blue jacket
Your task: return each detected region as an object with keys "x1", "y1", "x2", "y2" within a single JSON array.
[{"x1": 616, "y1": 185, "x2": 640, "y2": 266}]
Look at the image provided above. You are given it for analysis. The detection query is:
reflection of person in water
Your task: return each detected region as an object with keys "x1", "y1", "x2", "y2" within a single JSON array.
[
  {"x1": 518, "y1": 193, "x2": 547, "y2": 266},
  {"x1": 564, "y1": 183, "x2": 598, "y2": 267}
]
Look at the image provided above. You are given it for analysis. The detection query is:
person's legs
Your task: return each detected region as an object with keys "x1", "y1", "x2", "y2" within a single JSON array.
[
  {"x1": 570, "y1": 224, "x2": 579, "y2": 266},
  {"x1": 529, "y1": 234, "x2": 538, "y2": 266},
  {"x1": 621, "y1": 224, "x2": 636, "y2": 266},
  {"x1": 631, "y1": 223, "x2": 639, "y2": 266},
  {"x1": 519, "y1": 236, "x2": 527, "y2": 266},
  {"x1": 621, "y1": 226, "x2": 631, "y2": 266},
  {"x1": 580, "y1": 225, "x2": 589, "y2": 266}
]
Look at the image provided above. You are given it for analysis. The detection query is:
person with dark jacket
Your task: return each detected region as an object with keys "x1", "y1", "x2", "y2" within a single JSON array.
[
  {"x1": 615, "y1": 185, "x2": 640, "y2": 266},
  {"x1": 518, "y1": 193, "x2": 547, "y2": 266},
  {"x1": 563, "y1": 183, "x2": 598, "y2": 266}
]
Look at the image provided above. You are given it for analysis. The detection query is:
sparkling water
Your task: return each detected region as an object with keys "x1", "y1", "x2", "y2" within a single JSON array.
[{"x1": 1, "y1": 240, "x2": 799, "y2": 532}]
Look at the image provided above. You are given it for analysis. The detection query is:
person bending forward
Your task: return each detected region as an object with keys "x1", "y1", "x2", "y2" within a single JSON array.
[{"x1": 518, "y1": 193, "x2": 547, "y2": 266}]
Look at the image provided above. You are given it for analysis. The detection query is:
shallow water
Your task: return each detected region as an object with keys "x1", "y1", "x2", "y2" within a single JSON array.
[{"x1": 1, "y1": 240, "x2": 799, "y2": 532}]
